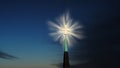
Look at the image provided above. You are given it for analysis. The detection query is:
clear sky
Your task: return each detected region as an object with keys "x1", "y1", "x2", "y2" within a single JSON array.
[
  {"x1": 0, "y1": 0, "x2": 119, "y2": 68},
  {"x1": 0, "y1": 0, "x2": 66, "y2": 68}
]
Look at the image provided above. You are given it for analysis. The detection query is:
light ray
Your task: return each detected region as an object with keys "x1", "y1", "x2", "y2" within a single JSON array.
[{"x1": 49, "y1": 12, "x2": 83, "y2": 46}]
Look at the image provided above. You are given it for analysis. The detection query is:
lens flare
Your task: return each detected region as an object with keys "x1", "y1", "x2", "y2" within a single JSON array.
[{"x1": 48, "y1": 12, "x2": 83, "y2": 46}]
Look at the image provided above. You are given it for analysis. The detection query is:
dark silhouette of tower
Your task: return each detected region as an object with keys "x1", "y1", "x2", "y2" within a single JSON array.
[{"x1": 63, "y1": 51, "x2": 70, "y2": 68}]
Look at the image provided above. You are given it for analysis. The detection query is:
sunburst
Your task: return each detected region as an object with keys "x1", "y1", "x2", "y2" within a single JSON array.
[{"x1": 48, "y1": 12, "x2": 83, "y2": 51}]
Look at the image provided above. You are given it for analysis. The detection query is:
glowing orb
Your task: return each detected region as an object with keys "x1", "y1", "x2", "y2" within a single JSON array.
[{"x1": 48, "y1": 12, "x2": 83, "y2": 47}]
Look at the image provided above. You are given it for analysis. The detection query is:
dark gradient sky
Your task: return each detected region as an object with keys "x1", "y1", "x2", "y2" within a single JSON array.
[{"x1": 0, "y1": 0, "x2": 119, "y2": 68}]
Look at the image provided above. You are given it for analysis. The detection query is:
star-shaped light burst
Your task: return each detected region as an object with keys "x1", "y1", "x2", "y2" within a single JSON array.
[{"x1": 48, "y1": 12, "x2": 83, "y2": 51}]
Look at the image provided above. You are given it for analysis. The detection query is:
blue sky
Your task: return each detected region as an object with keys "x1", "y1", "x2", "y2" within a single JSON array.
[
  {"x1": 0, "y1": 0, "x2": 119, "y2": 68},
  {"x1": 0, "y1": 0, "x2": 66, "y2": 68}
]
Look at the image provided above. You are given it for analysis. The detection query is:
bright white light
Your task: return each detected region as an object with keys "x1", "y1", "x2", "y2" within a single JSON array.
[{"x1": 48, "y1": 12, "x2": 83, "y2": 46}]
